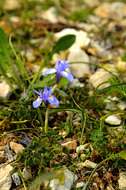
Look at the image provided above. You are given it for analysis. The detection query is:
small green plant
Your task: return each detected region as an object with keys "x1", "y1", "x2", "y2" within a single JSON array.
[
  {"x1": 97, "y1": 76, "x2": 126, "y2": 99},
  {"x1": 68, "y1": 8, "x2": 92, "y2": 22},
  {"x1": 32, "y1": 60, "x2": 74, "y2": 133},
  {"x1": 19, "y1": 135, "x2": 63, "y2": 174},
  {"x1": 90, "y1": 128, "x2": 107, "y2": 154},
  {"x1": 0, "y1": 28, "x2": 29, "y2": 90}
]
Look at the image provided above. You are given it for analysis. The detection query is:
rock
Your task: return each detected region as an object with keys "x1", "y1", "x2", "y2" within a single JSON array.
[
  {"x1": 104, "y1": 96, "x2": 119, "y2": 111},
  {"x1": 0, "y1": 151, "x2": 5, "y2": 163},
  {"x1": 68, "y1": 48, "x2": 89, "y2": 63},
  {"x1": 9, "y1": 16, "x2": 21, "y2": 29},
  {"x1": 49, "y1": 168, "x2": 77, "y2": 190},
  {"x1": 4, "y1": 145, "x2": 14, "y2": 162},
  {"x1": 40, "y1": 7, "x2": 58, "y2": 23},
  {"x1": 76, "y1": 146, "x2": 85, "y2": 155},
  {"x1": 61, "y1": 140, "x2": 77, "y2": 150},
  {"x1": 70, "y1": 63, "x2": 91, "y2": 78},
  {"x1": 105, "y1": 115, "x2": 121, "y2": 126},
  {"x1": 3, "y1": 0, "x2": 21, "y2": 11},
  {"x1": 22, "y1": 167, "x2": 32, "y2": 180},
  {"x1": 0, "y1": 164, "x2": 13, "y2": 190},
  {"x1": 80, "y1": 154, "x2": 87, "y2": 161},
  {"x1": 11, "y1": 172, "x2": 21, "y2": 186},
  {"x1": 105, "y1": 102, "x2": 117, "y2": 111},
  {"x1": 55, "y1": 28, "x2": 90, "y2": 50},
  {"x1": 117, "y1": 101, "x2": 126, "y2": 111},
  {"x1": 25, "y1": 49, "x2": 36, "y2": 62},
  {"x1": 107, "y1": 126, "x2": 125, "y2": 136},
  {"x1": 0, "y1": 146, "x2": 5, "y2": 151},
  {"x1": 76, "y1": 144, "x2": 90, "y2": 154},
  {"x1": 95, "y1": 2, "x2": 126, "y2": 20},
  {"x1": 78, "y1": 160, "x2": 97, "y2": 169},
  {"x1": 106, "y1": 184, "x2": 115, "y2": 190},
  {"x1": 0, "y1": 81, "x2": 11, "y2": 98},
  {"x1": 89, "y1": 68, "x2": 111, "y2": 89},
  {"x1": 116, "y1": 60, "x2": 126, "y2": 73},
  {"x1": 84, "y1": 0, "x2": 99, "y2": 8},
  {"x1": 89, "y1": 40, "x2": 111, "y2": 58},
  {"x1": 10, "y1": 142, "x2": 24, "y2": 154},
  {"x1": 76, "y1": 182, "x2": 85, "y2": 188},
  {"x1": 118, "y1": 172, "x2": 126, "y2": 190},
  {"x1": 70, "y1": 79, "x2": 84, "y2": 88}
]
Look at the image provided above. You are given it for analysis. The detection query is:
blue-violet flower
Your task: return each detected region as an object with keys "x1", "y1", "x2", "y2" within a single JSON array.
[
  {"x1": 33, "y1": 87, "x2": 59, "y2": 108},
  {"x1": 43, "y1": 60, "x2": 74, "y2": 82}
]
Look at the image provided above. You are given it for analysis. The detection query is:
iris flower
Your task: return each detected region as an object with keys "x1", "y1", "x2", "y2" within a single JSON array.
[
  {"x1": 33, "y1": 87, "x2": 59, "y2": 108},
  {"x1": 43, "y1": 60, "x2": 74, "y2": 83}
]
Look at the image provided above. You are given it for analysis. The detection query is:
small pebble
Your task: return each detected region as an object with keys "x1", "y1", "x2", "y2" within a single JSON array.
[
  {"x1": 3, "y1": 0, "x2": 21, "y2": 10},
  {"x1": 70, "y1": 62, "x2": 91, "y2": 79},
  {"x1": 76, "y1": 181, "x2": 85, "y2": 188},
  {"x1": 89, "y1": 68, "x2": 111, "y2": 89},
  {"x1": 76, "y1": 144, "x2": 89, "y2": 154},
  {"x1": 78, "y1": 160, "x2": 97, "y2": 169},
  {"x1": 22, "y1": 167, "x2": 32, "y2": 180},
  {"x1": 68, "y1": 48, "x2": 89, "y2": 63},
  {"x1": 61, "y1": 140, "x2": 77, "y2": 150},
  {"x1": 12, "y1": 172, "x2": 21, "y2": 186},
  {"x1": 10, "y1": 142, "x2": 24, "y2": 154},
  {"x1": 118, "y1": 172, "x2": 126, "y2": 190},
  {"x1": 0, "y1": 81, "x2": 11, "y2": 98},
  {"x1": 105, "y1": 115, "x2": 121, "y2": 126},
  {"x1": 40, "y1": 7, "x2": 58, "y2": 23},
  {"x1": 0, "y1": 164, "x2": 13, "y2": 190}
]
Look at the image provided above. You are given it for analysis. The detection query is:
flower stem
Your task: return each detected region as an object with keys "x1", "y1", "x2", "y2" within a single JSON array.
[{"x1": 44, "y1": 108, "x2": 49, "y2": 133}]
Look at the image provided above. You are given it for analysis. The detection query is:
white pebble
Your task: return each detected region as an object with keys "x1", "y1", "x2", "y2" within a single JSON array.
[{"x1": 105, "y1": 115, "x2": 121, "y2": 125}]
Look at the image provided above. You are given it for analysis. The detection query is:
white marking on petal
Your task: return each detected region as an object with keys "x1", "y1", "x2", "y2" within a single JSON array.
[
  {"x1": 33, "y1": 97, "x2": 42, "y2": 108},
  {"x1": 42, "y1": 68, "x2": 56, "y2": 76},
  {"x1": 61, "y1": 71, "x2": 74, "y2": 82}
]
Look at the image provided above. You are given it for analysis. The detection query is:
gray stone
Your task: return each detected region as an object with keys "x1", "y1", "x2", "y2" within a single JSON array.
[
  {"x1": 105, "y1": 115, "x2": 121, "y2": 126},
  {"x1": 3, "y1": 0, "x2": 21, "y2": 10},
  {"x1": 12, "y1": 172, "x2": 21, "y2": 186},
  {"x1": 0, "y1": 164, "x2": 13, "y2": 190},
  {"x1": 89, "y1": 68, "x2": 111, "y2": 89},
  {"x1": 118, "y1": 172, "x2": 126, "y2": 190},
  {"x1": 0, "y1": 81, "x2": 11, "y2": 98},
  {"x1": 49, "y1": 168, "x2": 77, "y2": 190},
  {"x1": 70, "y1": 62, "x2": 91, "y2": 78}
]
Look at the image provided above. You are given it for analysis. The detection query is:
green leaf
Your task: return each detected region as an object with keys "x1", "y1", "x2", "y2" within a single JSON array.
[
  {"x1": 52, "y1": 34, "x2": 76, "y2": 54},
  {"x1": 34, "y1": 74, "x2": 55, "y2": 88},
  {"x1": 0, "y1": 28, "x2": 19, "y2": 87},
  {"x1": 0, "y1": 28, "x2": 28, "y2": 89},
  {"x1": 119, "y1": 151, "x2": 126, "y2": 160},
  {"x1": 0, "y1": 28, "x2": 11, "y2": 71}
]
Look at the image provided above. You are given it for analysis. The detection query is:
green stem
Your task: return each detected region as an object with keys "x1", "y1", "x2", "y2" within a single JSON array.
[
  {"x1": 37, "y1": 108, "x2": 43, "y2": 129},
  {"x1": 80, "y1": 112, "x2": 87, "y2": 144},
  {"x1": 44, "y1": 108, "x2": 49, "y2": 133}
]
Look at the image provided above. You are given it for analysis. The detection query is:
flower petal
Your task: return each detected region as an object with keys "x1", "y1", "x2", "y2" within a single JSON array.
[
  {"x1": 56, "y1": 60, "x2": 69, "y2": 72},
  {"x1": 43, "y1": 87, "x2": 52, "y2": 101},
  {"x1": 60, "y1": 71, "x2": 74, "y2": 82},
  {"x1": 43, "y1": 68, "x2": 56, "y2": 76},
  {"x1": 34, "y1": 90, "x2": 43, "y2": 97},
  {"x1": 48, "y1": 95, "x2": 59, "y2": 107},
  {"x1": 33, "y1": 97, "x2": 43, "y2": 108}
]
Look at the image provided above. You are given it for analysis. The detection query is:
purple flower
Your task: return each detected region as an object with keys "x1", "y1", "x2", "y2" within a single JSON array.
[
  {"x1": 43, "y1": 60, "x2": 74, "y2": 83},
  {"x1": 33, "y1": 87, "x2": 59, "y2": 108}
]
